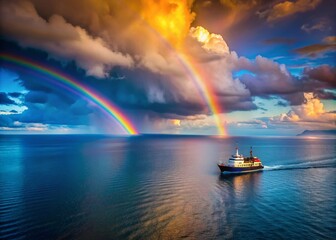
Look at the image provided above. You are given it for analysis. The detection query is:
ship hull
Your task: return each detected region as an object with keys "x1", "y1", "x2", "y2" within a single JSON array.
[{"x1": 218, "y1": 164, "x2": 264, "y2": 173}]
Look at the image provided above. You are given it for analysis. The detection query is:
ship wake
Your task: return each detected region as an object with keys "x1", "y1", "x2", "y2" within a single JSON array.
[{"x1": 263, "y1": 158, "x2": 336, "y2": 171}]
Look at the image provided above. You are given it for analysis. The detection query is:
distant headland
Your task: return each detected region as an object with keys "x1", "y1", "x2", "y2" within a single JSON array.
[{"x1": 297, "y1": 130, "x2": 336, "y2": 137}]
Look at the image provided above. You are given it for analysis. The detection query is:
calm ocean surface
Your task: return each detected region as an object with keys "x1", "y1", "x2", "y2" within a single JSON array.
[{"x1": 0, "y1": 135, "x2": 335, "y2": 239}]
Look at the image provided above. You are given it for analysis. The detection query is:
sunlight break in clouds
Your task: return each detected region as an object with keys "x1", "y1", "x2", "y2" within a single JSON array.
[{"x1": 140, "y1": 0, "x2": 195, "y2": 48}]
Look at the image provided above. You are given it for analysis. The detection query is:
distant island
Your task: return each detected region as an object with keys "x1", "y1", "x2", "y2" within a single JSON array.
[{"x1": 297, "y1": 130, "x2": 336, "y2": 137}]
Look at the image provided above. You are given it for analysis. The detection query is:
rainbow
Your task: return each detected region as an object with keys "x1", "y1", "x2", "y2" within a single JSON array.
[
  {"x1": 0, "y1": 53, "x2": 138, "y2": 135},
  {"x1": 142, "y1": 26, "x2": 227, "y2": 135},
  {"x1": 175, "y1": 53, "x2": 226, "y2": 135}
]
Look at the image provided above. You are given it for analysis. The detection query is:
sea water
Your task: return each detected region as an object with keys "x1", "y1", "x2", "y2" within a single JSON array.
[{"x1": 0, "y1": 135, "x2": 335, "y2": 239}]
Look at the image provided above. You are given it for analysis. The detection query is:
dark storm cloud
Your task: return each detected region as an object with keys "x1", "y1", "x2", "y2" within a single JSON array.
[
  {"x1": 99, "y1": 69, "x2": 209, "y2": 116},
  {"x1": 18, "y1": 75, "x2": 54, "y2": 93},
  {"x1": 25, "y1": 91, "x2": 48, "y2": 104},
  {"x1": 18, "y1": 96, "x2": 90, "y2": 125},
  {"x1": 2, "y1": 38, "x2": 259, "y2": 121},
  {"x1": 303, "y1": 65, "x2": 336, "y2": 87},
  {"x1": 8, "y1": 92, "x2": 23, "y2": 98},
  {"x1": 0, "y1": 92, "x2": 17, "y2": 105},
  {"x1": 279, "y1": 92, "x2": 306, "y2": 106},
  {"x1": 313, "y1": 90, "x2": 336, "y2": 100}
]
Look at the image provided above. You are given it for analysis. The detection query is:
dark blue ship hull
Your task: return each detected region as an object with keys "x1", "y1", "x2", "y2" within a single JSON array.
[{"x1": 218, "y1": 164, "x2": 264, "y2": 173}]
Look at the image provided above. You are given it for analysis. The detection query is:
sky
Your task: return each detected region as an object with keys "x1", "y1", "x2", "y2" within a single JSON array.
[{"x1": 0, "y1": 0, "x2": 335, "y2": 136}]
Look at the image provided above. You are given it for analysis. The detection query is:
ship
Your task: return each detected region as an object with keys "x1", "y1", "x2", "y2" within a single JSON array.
[{"x1": 218, "y1": 147, "x2": 264, "y2": 173}]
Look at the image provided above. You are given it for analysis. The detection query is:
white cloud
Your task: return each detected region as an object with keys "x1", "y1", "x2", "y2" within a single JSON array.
[{"x1": 190, "y1": 26, "x2": 230, "y2": 54}]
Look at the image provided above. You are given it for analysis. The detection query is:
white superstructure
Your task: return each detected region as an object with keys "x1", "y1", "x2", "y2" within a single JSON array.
[{"x1": 226, "y1": 148, "x2": 262, "y2": 168}]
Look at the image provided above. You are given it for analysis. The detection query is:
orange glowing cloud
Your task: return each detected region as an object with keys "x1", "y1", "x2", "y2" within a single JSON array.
[{"x1": 139, "y1": 0, "x2": 195, "y2": 47}]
